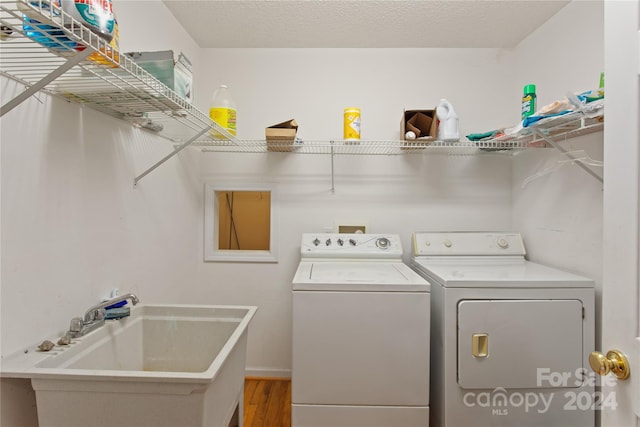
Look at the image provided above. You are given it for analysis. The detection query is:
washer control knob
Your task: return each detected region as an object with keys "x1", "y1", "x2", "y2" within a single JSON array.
[
  {"x1": 325, "y1": 238, "x2": 332, "y2": 246},
  {"x1": 349, "y1": 239, "x2": 357, "y2": 246},
  {"x1": 376, "y1": 237, "x2": 391, "y2": 249},
  {"x1": 337, "y1": 238, "x2": 344, "y2": 246},
  {"x1": 444, "y1": 239, "x2": 452, "y2": 248},
  {"x1": 312, "y1": 238, "x2": 321, "y2": 246},
  {"x1": 497, "y1": 238, "x2": 509, "y2": 249}
]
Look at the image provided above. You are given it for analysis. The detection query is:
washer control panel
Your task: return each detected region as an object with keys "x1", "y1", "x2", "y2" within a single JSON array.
[
  {"x1": 300, "y1": 233, "x2": 403, "y2": 259},
  {"x1": 412, "y1": 232, "x2": 526, "y2": 257}
]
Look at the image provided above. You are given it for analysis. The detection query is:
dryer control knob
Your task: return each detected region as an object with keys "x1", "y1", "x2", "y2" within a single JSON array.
[
  {"x1": 444, "y1": 239, "x2": 452, "y2": 248},
  {"x1": 497, "y1": 238, "x2": 509, "y2": 249}
]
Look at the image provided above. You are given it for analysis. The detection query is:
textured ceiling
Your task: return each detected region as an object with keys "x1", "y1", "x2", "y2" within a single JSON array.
[{"x1": 162, "y1": 0, "x2": 570, "y2": 48}]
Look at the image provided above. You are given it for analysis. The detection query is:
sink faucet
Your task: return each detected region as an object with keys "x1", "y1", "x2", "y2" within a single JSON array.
[{"x1": 67, "y1": 293, "x2": 140, "y2": 338}]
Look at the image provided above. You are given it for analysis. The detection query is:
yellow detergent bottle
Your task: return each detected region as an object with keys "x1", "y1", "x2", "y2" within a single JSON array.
[
  {"x1": 209, "y1": 84, "x2": 237, "y2": 138},
  {"x1": 87, "y1": 18, "x2": 119, "y2": 67}
]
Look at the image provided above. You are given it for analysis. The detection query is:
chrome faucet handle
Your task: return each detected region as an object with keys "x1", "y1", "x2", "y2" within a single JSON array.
[
  {"x1": 86, "y1": 308, "x2": 105, "y2": 322},
  {"x1": 69, "y1": 317, "x2": 83, "y2": 333}
]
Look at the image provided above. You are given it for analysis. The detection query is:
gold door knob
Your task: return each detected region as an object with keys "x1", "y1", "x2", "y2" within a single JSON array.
[{"x1": 589, "y1": 349, "x2": 630, "y2": 380}]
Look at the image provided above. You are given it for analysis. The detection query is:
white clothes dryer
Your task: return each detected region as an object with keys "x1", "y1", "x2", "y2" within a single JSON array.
[
  {"x1": 410, "y1": 231, "x2": 595, "y2": 427},
  {"x1": 292, "y1": 233, "x2": 431, "y2": 427}
]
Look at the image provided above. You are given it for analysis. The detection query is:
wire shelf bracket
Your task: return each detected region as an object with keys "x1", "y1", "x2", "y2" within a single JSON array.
[
  {"x1": 133, "y1": 126, "x2": 210, "y2": 188},
  {"x1": 532, "y1": 128, "x2": 604, "y2": 184}
]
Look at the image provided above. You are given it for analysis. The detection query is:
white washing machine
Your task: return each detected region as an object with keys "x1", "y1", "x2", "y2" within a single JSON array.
[
  {"x1": 292, "y1": 233, "x2": 431, "y2": 427},
  {"x1": 410, "y1": 231, "x2": 595, "y2": 427}
]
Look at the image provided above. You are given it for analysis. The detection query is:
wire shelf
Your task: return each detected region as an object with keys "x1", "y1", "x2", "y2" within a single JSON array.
[
  {"x1": 198, "y1": 139, "x2": 521, "y2": 155},
  {"x1": 199, "y1": 112, "x2": 604, "y2": 155},
  {"x1": 0, "y1": 0, "x2": 235, "y2": 144}
]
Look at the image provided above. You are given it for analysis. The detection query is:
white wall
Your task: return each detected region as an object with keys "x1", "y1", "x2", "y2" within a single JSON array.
[
  {"x1": 0, "y1": 82, "x2": 198, "y2": 356},
  {"x1": 193, "y1": 47, "x2": 520, "y2": 375},
  {"x1": 194, "y1": 48, "x2": 518, "y2": 140},
  {"x1": 0, "y1": 2, "x2": 202, "y2": 425},
  {"x1": 0, "y1": 77, "x2": 203, "y2": 426},
  {"x1": 511, "y1": 0, "x2": 604, "y2": 340},
  {"x1": 193, "y1": 3, "x2": 605, "y2": 373},
  {"x1": 0, "y1": 0, "x2": 202, "y2": 359}
]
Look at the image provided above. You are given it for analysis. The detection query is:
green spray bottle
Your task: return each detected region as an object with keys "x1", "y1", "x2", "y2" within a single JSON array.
[{"x1": 521, "y1": 84, "x2": 536, "y2": 119}]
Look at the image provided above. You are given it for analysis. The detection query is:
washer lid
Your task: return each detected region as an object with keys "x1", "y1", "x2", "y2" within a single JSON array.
[
  {"x1": 293, "y1": 261, "x2": 430, "y2": 292},
  {"x1": 411, "y1": 257, "x2": 594, "y2": 288}
]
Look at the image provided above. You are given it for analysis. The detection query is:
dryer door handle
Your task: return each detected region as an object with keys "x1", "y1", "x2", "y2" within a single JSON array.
[{"x1": 472, "y1": 333, "x2": 489, "y2": 358}]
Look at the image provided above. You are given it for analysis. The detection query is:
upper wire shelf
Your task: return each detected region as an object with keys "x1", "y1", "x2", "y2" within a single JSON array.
[{"x1": 0, "y1": 0, "x2": 235, "y2": 145}]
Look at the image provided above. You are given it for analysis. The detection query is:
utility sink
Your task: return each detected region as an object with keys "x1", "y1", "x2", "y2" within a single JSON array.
[{"x1": 1, "y1": 304, "x2": 257, "y2": 427}]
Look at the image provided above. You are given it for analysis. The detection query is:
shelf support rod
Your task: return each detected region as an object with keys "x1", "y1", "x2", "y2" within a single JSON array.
[
  {"x1": 330, "y1": 141, "x2": 335, "y2": 194},
  {"x1": 134, "y1": 127, "x2": 210, "y2": 187},
  {"x1": 533, "y1": 128, "x2": 603, "y2": 183},
  {"x1": 1, "y1": 48, "x2": 94, "y2": 117}
]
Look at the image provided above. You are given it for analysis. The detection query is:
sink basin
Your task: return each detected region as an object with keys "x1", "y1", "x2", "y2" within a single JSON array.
[{"x1": 1, "y1": 304, "x2": 257, "y2": 427}]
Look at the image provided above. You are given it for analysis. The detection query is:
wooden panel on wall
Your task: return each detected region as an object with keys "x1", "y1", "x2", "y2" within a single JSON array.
[{"x1": 218, "y1": 191, "x2": 271, "y2": 250}]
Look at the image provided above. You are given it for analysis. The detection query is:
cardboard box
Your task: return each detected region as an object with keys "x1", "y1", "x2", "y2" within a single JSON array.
[
  {"x1": 266, "y1": 119, "x2": 299, "y2": 152},
  {"x1": 125, "y1": 50, "x2": 193, "y2": 103},
  {"x1": 400, "y1": 109, "x2": 438, "y2": 147}
]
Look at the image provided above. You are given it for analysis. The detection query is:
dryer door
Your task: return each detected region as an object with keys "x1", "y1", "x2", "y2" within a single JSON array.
[{"x1": 457, "y1": 299, "x2": 584, "y2": 389}]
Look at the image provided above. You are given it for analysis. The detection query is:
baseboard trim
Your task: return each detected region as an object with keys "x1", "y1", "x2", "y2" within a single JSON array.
[
  {"x1": 245, "y1": 375, "x2": 291, "y2": 382},
  {"x1": 245, "y1": 367, "x2": 291, "y2": 379}
]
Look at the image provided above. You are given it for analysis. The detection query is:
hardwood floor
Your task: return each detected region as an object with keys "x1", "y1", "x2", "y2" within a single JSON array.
[{"x1": 244, "y1": 377, "x2": 291, "y2": 427}]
